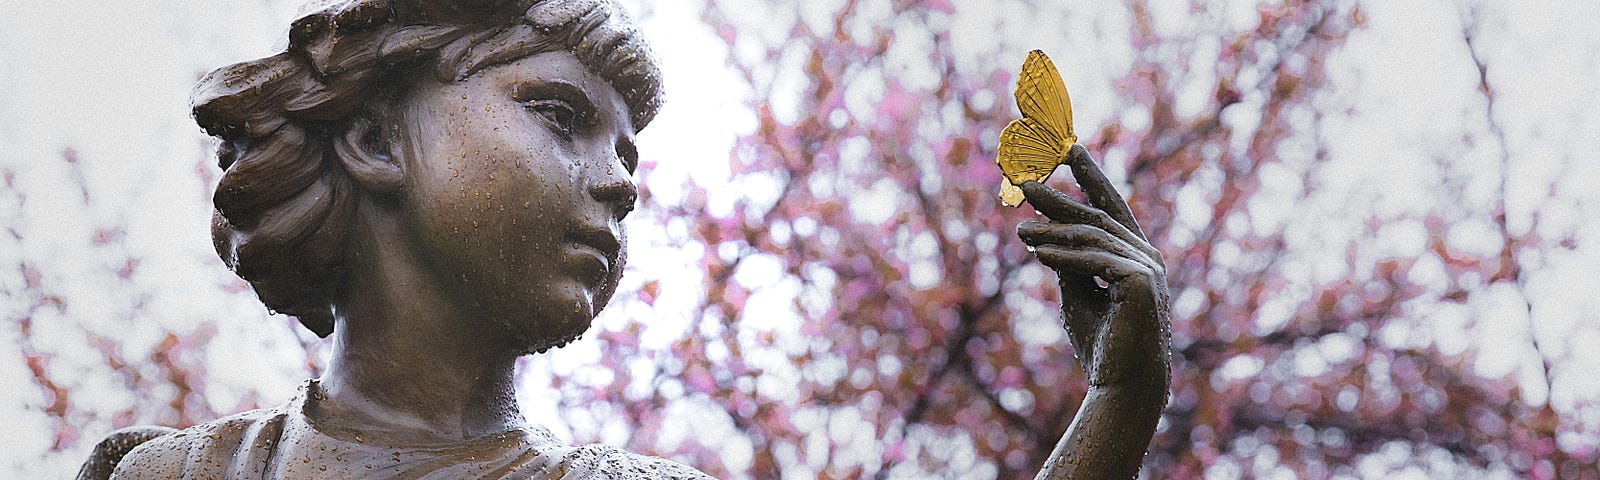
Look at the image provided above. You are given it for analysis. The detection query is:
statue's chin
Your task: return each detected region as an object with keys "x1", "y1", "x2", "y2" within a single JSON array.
[
  {"x1": 504, "y1": 285, "x2": 613, "y2": 355},
  {"x1": 515, "y1": 315, "x2": 592, "y2": 355},
  {"x1": 521, "y1": 329, "x2": 587, "y2": 355}
]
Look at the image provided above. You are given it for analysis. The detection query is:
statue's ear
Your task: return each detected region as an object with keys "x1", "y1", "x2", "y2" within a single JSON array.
[{"x1": 334, "y1": 117, "x2": 404, "y2": 194}]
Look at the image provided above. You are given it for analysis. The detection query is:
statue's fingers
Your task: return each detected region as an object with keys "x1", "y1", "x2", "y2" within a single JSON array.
[
  {"x1": 1030, "y1": 244, "x2": 1155, "y2": 283},
  {"x1": 1017, "y1": 221, "x2": 1159, "y2": 270},
  {"x1": 1034, "y1": 244, "x2": 1164, "y2": 340},
  {"x1": 1018, "y1": 183, "x2": 1161, "y2": 262},
  {"x1": 1064, "y1": 144, "x2": 1147, "y2": 241}
]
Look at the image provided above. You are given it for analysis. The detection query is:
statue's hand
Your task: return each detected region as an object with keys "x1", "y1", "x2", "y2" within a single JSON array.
[{"x1": 1017, "y1": 145, "x2": 1171, "y2": 389}]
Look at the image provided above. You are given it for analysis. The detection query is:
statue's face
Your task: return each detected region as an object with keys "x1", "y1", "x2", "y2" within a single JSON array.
[{"x1": 391, "y1": 50, "x2": 638, "y2": 353}]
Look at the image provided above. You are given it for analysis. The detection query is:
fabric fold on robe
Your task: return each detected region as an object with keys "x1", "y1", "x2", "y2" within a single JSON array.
[{"x1": 105, "y1": 381, "x2": 712, "y2": 479}]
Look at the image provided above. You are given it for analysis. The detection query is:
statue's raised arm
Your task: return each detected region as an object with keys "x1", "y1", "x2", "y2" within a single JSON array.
[
  {"x1": 992, "y1": 49, "x2": 1171, "y2": 478},
  {"x1": 1017, "y1": 145, "x2": 1173, "y2": 479}
]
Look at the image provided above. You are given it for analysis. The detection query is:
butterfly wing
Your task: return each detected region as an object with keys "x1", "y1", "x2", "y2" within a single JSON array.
[
  {"x1": 1014, "y1": 50, "x2": 1075, "y2": 147},
  {"x1": 995, "y1": 50, "x2": 1076, "y2": 207},
  {"x1": 997, "y1": 117, "x2": 1067, "y2": 183},
  {"x1": 996, "y1": 117, "x2": 1069, "y2": 206}
]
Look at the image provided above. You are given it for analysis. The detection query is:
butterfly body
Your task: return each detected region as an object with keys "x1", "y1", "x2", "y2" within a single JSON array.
[{"x1": 996, "y1": 50, "x2": 1076, "y2": 207}]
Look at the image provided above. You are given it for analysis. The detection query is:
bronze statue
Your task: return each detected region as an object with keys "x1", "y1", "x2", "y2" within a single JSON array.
[{"x1": 79, "y1": 1, "x2": 1170, "y2": 478}]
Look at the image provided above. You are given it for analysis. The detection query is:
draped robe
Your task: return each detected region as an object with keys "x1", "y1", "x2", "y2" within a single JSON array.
[{"x1": 87, "y1": 382, "x2": 711, "y2": 480}]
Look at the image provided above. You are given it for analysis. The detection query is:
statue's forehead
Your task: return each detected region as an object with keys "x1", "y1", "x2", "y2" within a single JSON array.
[
  {"x1": 509, "y1": 49, "x2": 583, "y2": 72},
  {"x1": 473, "y1": 51, "x2": 605, "y2": 92}
]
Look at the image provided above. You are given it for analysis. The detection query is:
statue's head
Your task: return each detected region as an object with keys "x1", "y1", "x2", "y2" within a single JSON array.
[{"x1": 192, "y1": 0, "x2": 662, "y2": 348}]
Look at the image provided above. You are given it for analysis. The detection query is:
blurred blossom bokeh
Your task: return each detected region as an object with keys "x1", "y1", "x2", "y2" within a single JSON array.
[{"x1": 2, "y1": 0, "x2": 1597, "y2": 478}]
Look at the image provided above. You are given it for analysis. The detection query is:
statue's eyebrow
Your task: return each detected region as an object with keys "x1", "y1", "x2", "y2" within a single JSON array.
[{"x1": 511, "y1": 79, "x2": 599, "y2": 124}]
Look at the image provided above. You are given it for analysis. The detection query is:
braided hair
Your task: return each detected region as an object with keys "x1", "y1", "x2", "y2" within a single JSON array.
[{"x1": 192, "y1": 0, "x2": 663, "y2": 336}]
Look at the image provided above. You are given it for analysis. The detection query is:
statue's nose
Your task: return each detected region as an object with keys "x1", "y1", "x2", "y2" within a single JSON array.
[{"x1": 588, "y1": 176, "x2": 637, "y2": 219}]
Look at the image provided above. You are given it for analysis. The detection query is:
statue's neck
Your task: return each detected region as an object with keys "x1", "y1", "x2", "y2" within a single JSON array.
[{"x1": 313, "y1": 204, "x2": 527, "y2": 443}]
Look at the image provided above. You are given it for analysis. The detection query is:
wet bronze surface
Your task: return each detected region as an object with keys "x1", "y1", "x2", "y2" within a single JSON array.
[
  {"x1": 82, "y1": 1, "x2": 701, "y2": 478},
  {"x1": 82, "y1": 2, "x2": 1170, "y2": 478}
]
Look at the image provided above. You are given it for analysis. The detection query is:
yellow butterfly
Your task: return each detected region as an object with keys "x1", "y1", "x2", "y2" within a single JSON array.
[{"x1": 996, "y1": 50, "x2": 1076, "y2": 207}]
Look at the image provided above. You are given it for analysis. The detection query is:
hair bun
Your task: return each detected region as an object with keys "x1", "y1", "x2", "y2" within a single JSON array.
[{"x1": 389, "y1": 0, "x2": 542, "y2": 24}]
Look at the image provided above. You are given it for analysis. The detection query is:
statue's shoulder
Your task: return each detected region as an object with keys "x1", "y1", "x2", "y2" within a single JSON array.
[
  {"x1": 74, "y1": 426, "x2": 176, "y2": 480},
  {"x1": 92, "y1": 406, "x2": 288, "y2": 480},
  {"x1": 554, "y1": 443, "x2": 716, "y2": 479}
]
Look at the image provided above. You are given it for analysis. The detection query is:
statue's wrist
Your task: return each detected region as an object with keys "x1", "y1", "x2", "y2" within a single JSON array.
[
  {"x1": 1088, "y1": 378, "x2": 1170, "y2": 413},
  {"x1": 1091, "y1": 360, "x2": 1171, "y2": 394}
]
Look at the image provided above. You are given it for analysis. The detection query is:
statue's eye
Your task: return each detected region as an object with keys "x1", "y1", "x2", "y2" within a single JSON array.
[
  {"x1": 617, "y1": 138, "x2": 638, "y2": 174},
  {"x1": 527, "y1": 100, "x2": 577, "y2": 137}
]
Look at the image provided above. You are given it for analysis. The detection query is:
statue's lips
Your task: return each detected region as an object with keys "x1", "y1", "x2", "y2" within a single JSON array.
[{"x1": 566, "y1": 227, "x2": 620, "y2": 278}]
